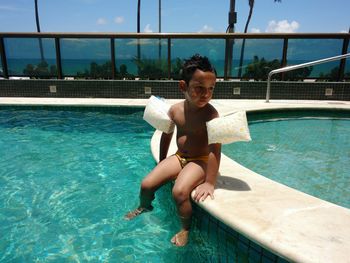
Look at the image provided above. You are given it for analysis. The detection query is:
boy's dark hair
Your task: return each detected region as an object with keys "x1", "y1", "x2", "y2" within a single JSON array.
[{"x1": 181, "y1": 54, "x2": 217, "y2": 84}]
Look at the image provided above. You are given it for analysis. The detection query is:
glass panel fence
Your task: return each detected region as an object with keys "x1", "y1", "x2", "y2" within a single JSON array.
[
  {"x1": 4, "y1": 37, "x2": 57, "y2": 77},
  {"x1": 286, "y1": 39, "x2": 343, "y2": 79},
  {"x1": 230, "y1": 38, "x2": 284, "y2": 80},
  {"x1": 0, "y1": 52, "x2": 3, "y2": 77},
  {"x1": 0, "y1": 34, "x2": 348, "y2": 81},
  {"x1": 171, "y1": 39, "x2": 225, "y2": 78},
  {"x1": 60, "y1": 38, "x2": 111, "y2": 78},
  {"x1": 345, "y1": 60, "x2": 350, "y2": 79},
  {"x1": 114, "y1": 38, "x2": 137, "y2": 78},
  {"x1": 345, "y1": 42, "x2": 350, "y2": 79},
  {"x1": 115, "y1": 38, "x2": 168, "y2": 79}
]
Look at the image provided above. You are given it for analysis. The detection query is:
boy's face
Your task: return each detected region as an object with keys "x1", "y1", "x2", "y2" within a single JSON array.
[{"x1": 180, "y1": 69, "x2": 216, "y2": 108}]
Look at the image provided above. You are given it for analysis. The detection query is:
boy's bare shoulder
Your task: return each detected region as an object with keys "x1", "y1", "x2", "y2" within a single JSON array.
[
  {"x1": 171, "y1": 101, "x2": 185, "y2": 108},
  {"x1": 206, "y1": 103, "x2": 219, "y2": 119},
  {"x1": 169, "y1": 101, "x2": 184, "y2": 112},
  {"x1": 207, "y1": 102, "x2": 218, "y2": 112},
  {"x1": 168, "y1": 101, "x2": 184, "y2": 118}
]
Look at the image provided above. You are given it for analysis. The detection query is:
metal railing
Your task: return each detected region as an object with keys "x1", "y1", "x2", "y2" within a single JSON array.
[{"x1": 265, "y1": 53, "x2": 350, "y2": 102}]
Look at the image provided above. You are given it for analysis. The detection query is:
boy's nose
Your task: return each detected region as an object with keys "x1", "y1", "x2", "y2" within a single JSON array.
[{"x1": 202, "y1": 88, "x2": 212, "y2": 97}]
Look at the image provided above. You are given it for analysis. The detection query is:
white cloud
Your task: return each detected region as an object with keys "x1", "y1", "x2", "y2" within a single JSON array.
[
  {"x1": 96, "y1": 18, "x2": 107, "y2": 25},
  {"x1": 250, "y1": 28, "x2": 261, "y2": 33},
  {"x1": 198, "y1": 25, "x2": 214, "y2": 33},
  {"x1": 114, "y1": 16, "x2": 124, "y2": 24},
  {"x1": 0, "y1": 5, "x2": 21, "y2": 11},
  {"x1": 63, "y1": 39, "x2": 90, "y2": 43},
  {"x1": 340, "y1": 30, "x2": 348, "y2": 33},
  {"x1": 144, "y1": 24, "x2": 153, "y2": 33},
  {"x1": 265, "y1": 20, "x2": 299, "y2": 33}
]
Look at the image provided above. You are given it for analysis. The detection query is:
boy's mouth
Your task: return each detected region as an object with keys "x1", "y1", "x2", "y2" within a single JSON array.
[{"x1": 198, "y1": 99, "x2": 209, "y2": 105}]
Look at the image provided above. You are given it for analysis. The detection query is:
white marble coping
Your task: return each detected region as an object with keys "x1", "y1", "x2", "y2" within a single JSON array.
[
  {"x1": 149, "y1": 100, "x2": 350, "y2": 263},
  {"x1": 1, "y1": 97, "x2": 350, "y2": 262}
]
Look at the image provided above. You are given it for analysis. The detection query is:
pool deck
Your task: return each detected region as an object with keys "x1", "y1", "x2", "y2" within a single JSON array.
[{"x1": 1, "y1": 97, "x2": 350, "y2": 263}]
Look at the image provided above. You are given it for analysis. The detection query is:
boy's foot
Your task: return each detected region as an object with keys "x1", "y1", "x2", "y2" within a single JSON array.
[
  {"x1": 171, "y1": 230, "x2": 189, "y2": 247},
  {"x1": 124, "y1": 206, "x2": 153, "y2": 220}
]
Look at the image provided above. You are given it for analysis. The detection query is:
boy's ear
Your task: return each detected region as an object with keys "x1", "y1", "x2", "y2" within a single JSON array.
[{"x1": 179, "y1": 80, "x2": 187, "y2": 92}]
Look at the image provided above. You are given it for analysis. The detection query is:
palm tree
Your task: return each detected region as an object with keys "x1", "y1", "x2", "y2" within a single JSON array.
[
  {"x1": 137, "y1": 0, "x2": 141, "y2": 33},
  {"x1": 237, "y1": 0, "x2": 281, "y2": 78},
  {"x1": 158, "y1": 0, "x2": 162, "y2": 60},
  {"x1": 34, "y1": 0, "x2": 41, "y2": 32},
  {"x1": 137, "y1": 0, "x2": 141, "y2": 64},
  {"x1": 34, "y1": 0, "x2": 44, "y2": 62}
]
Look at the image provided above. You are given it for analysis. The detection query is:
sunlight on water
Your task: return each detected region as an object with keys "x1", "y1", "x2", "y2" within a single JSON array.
[
  {"x1": 0, "y1": 108, "x2": 234, "y2": 262},
  {"x1": 223, "y1": 116, "x2": 350, "y2": 208}
]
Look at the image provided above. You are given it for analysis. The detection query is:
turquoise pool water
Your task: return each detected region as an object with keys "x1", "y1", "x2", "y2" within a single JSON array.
[
  {"x1": 0, "y1": 107, "x2": 209, "y2": 262},
  {"x1": 222, "y1": 110, "x2": 350, "y2": 209}
]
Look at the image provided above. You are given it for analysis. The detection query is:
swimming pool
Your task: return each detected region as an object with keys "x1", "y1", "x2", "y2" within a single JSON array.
[
  {"x1": 0, "y1": 106, "x2": 261, "y2": 262},
  {"x1": 222, "y1": 109, "x2": 350, "y2": 209}
]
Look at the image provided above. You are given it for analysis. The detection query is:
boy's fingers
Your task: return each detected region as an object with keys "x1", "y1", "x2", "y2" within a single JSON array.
[
  {"x1": 198, "y1": 193, "x2": 205, "y2": 202},
  {"x1": 200, "y1": 193, "x2": 207, "y2": 202},
  {"x1": 194, "y1": 187, "x2": 214, "y2": 202},
  {"x1": 193, "y1": 190, "x2": 199, "y2": 201},
  {"x1": 205, "y1": 192, "x2": 214, "y2": 201},
  {"x1": 194, "y1": 189, "x2": 201, "y2": 200},
  {"x1": 201, "y1": 192, "x2": 214, "y2": 202}
]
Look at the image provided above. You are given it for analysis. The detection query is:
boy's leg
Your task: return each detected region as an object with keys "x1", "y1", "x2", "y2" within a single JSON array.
[
  {"x1": 124, "y1": 155, "x2": 182, "y2": 220},
  {"x1": 171, "y1": 161, "x2": 206, "y2": 246}
]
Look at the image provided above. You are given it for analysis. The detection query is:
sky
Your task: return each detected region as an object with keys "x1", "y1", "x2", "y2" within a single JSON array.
[{"x1": 0, "y1": 0, "x2": 349, "y2": 34}]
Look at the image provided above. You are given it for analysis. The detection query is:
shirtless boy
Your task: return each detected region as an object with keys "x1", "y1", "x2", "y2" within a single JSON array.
[{"x1": 125, "y1": 54, "x2": 221, "y2": 247}]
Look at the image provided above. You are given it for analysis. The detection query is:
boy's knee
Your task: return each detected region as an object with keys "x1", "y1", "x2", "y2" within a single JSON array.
[
  {"x1": 141, "y1": 178, "x2": 155, "y2": 192},
  {"x1": 172, "y1": 186, "x2": 190, "y2": 204}
]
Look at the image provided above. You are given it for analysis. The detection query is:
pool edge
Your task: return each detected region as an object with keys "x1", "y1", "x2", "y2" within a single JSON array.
[{"x1": 150, "y1": 101, "x2": 350, "y2": 263}]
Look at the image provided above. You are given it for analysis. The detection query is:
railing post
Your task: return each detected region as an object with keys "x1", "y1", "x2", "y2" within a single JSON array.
[
  {"x1": 338, "y1": 36, "x2": 349, "y2": 81},
  {"x1": 0, "y1": 37, "x2": 9, "y2": 79},
  {"x1": 266, "y1": 73, "x2": 272, "y2": 103},
  {"x1": 54, "y1": 37, "x2": 63, "y2": 79},
  {"x1": 110, "y1": 38, "x2": 116, "y2": 79},
  {"x1": 281, "y1": 37, "x2": 288, "y2": 81},
  {"x1": 224, "y1": 37, "x2": 234, "y2": 80}
]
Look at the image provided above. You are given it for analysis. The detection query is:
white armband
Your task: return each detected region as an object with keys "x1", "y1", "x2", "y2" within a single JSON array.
[
  {"x1": 143, "y1": 96, "x2": 175, "y2": 134},
  {"x1": 206, "y1": 111, "x2": 251, "y2": 144}
]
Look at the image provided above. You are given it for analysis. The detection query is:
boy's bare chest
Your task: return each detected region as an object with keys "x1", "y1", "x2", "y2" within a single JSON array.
[{"x1": 174, "y1": 113, "x2": 207, "y2": 135}]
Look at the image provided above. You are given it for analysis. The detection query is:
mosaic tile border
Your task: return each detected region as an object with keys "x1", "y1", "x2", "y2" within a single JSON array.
[
  {"x1": 0, "y1": 79, "x2": 349, "y2": 100},
  {"x1": 0, "y1": 104, "x2": 144, "y2": 115},
  {"x1": 192, "y1": 204, "x2": 290, "y2": 263}
]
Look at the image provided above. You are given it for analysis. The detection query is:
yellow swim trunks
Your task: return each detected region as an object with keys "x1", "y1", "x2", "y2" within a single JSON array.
[{"x1": 175, "y1": 151, "x2": 209, "y2": 168}]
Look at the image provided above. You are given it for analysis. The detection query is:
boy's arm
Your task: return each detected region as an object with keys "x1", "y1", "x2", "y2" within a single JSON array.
[
  {"x1": 159, "y1": 105, "x2": 175, "y2": 162},
  {"x1": 159, "y1": 132, "x2": 174, "y2": 162},
  {"x1": 193, "y1": 143, "x2": 221, "y2": 202}
]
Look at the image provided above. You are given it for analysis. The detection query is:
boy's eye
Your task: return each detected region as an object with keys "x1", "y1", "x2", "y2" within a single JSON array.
[
  {"x1": 193, "y1": 86, "x2": 214, "y2": 94},
  {"x1": 194, "y1": 87, "x2": 202, "y2": 93}
]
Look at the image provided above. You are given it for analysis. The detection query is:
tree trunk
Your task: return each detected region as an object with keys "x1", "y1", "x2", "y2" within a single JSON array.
[
  {"x1": 137, "y1": 0, "x2": 141, "y2": 73},
  {"x1": 34, "y1": 0, "x2": 41, "y2": 32},
  {"x1": 137, "y1": 0, "x2": 141, "y2": 33},
  {"x1": 34, "y1": 0, "x2": 44, "y2": 62}
]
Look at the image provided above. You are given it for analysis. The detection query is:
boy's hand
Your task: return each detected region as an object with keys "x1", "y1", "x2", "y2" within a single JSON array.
[{"x1": 193, "y1": 182, "x2": 215, "y2": 202}]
